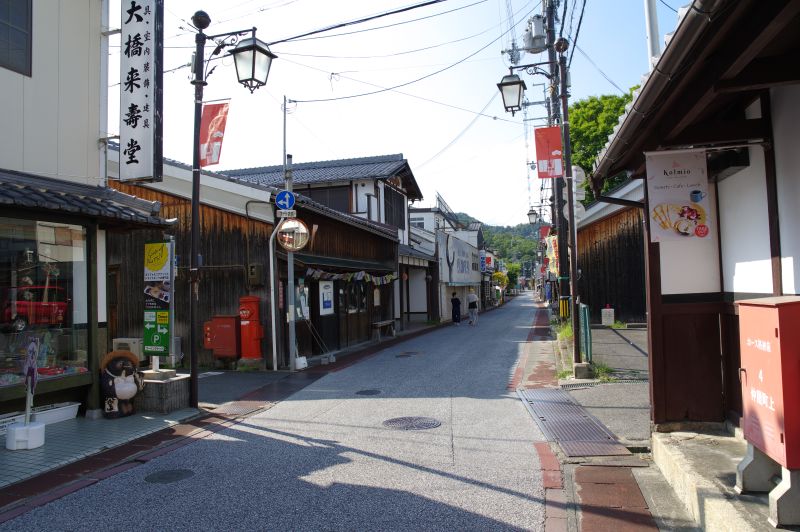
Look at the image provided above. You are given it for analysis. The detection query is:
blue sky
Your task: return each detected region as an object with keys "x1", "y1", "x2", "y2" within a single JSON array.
[{"x1": 108, "y1": 0, "x2": 684, "y2": 226}]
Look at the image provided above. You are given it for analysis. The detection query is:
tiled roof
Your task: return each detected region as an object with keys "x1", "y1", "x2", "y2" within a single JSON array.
[
  {"x1": 224, "y1": 154, "x2": 423, "y2": 200},
  {"x1": 399, "y1": 244, "x2": 435, "y2": 261},
  {"x1": 0, "y1": 167, "x2": 169, "y2": 228}
]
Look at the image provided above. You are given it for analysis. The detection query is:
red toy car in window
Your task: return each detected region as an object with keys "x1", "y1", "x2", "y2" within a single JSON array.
[{"x1": 3, "y1": 286, "x2": 70, "y2": 332}]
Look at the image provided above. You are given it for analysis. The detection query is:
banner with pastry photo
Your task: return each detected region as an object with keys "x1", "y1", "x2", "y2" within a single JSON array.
[{"x1": 646, "y1": 150, "x2": 712, "y2": 243}]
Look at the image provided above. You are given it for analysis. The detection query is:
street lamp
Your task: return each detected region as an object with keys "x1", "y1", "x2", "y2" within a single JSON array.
[
  {"x1": 188, "y1": 10, "x2": 276, "y2": 408},
  {"x1": 527, "y1": 207, "x2": 540, "y2": 225},
  {"x1": 497, "y1": 74, "x2": 527, "y2": 115}
]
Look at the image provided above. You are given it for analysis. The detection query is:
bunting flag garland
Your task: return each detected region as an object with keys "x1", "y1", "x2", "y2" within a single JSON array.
[{"x1": 304, "y1": 267, "x2": 397, "y2": 285}]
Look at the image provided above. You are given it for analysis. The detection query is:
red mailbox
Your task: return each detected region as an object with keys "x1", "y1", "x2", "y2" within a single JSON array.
[
  {"x1": 203, "y1": 315, "x2": 241, "y2": 359},
  {"x1": 239, "y1": 296, "x2": 263, "y2": 360},
  {"x1": 738, "y1": 296, "x2": 800, "y2": 468}
]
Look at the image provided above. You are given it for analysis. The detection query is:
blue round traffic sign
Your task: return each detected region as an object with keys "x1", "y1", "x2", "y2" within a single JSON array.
[{"x1": 275, "y1": 190, "x2": 295, "y2": 210}]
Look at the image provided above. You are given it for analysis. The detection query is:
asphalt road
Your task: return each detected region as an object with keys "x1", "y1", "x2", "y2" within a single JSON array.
[{"x1": 3, "y1": 294, "x2": 547, "y2": 531}]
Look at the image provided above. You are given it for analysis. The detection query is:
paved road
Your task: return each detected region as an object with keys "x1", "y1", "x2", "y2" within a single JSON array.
[{"x1": 3, "y1": 294, "x2": 546, "y2": 531}]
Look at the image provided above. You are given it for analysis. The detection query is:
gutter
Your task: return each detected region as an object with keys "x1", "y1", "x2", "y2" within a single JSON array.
[{"x1": 591, "y1": 0, "x2": 728, "y2": 195}]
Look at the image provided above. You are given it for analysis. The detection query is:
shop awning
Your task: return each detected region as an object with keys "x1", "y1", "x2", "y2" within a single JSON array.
[
  {"x1": 399, "y1": 244, "x2": 434, "y2": 267},
  {"x1": 0, "y1": 167, "x2": 171, "y2": 229},
  {"x1": 292, "y1": 252, "x2": 394, "y2": 273}
]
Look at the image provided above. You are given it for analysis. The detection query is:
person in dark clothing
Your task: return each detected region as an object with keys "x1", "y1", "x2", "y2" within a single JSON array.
[{"x1": 451, "y1": 292, "x2": 462, "y2": 325}]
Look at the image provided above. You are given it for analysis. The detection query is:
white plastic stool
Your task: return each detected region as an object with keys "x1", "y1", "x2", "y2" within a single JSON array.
[{"x1": 5, "y1": 421, "x2": 45, "y2": 450}]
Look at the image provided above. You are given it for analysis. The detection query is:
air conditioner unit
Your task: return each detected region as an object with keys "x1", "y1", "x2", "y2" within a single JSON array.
[{"x1": 112, "y1": 337, "x2": 144, "y2": 361}]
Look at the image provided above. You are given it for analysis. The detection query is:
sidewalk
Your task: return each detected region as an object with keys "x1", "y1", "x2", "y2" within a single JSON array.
[{"x1": 517, "y1": 304, "x2": 699, "y2": 531}]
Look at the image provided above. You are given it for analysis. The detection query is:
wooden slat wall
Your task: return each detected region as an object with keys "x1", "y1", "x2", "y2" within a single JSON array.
[
  {"x1": 577, "y1": 208, "x2": 646, "y2": 323},
  {"x1": 107, "y1": 183, "x2": 273, "y2": 366}
]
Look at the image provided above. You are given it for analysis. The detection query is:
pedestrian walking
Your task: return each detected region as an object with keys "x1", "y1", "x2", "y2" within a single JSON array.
[
  {"x1": 467, "y1": 288, "x2": 479, "y2": 326},
  {"x1": 450, "y1": 291, "x2": 461, "y2": 325}
]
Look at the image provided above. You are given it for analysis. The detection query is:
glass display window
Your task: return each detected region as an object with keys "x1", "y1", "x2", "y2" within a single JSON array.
[{"x1": 0, "y1": 217, "x2": 88, "y2": 387}]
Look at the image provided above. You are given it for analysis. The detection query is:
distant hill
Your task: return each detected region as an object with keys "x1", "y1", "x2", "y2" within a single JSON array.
[{"x1": 454, "y1": 212, "x2": 545, "y2": 267}]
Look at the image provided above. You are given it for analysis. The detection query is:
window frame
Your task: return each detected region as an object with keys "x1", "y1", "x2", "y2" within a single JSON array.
[{"x1": 0, "y1": 0, "x2": 33, "y2": 77}]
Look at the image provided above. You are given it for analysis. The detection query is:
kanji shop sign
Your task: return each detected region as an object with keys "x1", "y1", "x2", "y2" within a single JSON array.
[
  {"x1": 119, "y1": 0, "x2": 163, "y2": 182},
  {"x1": 534, "y1": 126, "x2": 563, "y2": 179}
]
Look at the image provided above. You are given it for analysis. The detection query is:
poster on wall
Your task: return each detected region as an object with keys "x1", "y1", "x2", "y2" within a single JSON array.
[
  {"x1": 143, "y1": 241, "x2": 173, "y2": 355},
  {"x1": 319, "y1": 281, "x2": 334, "y2": 316},
  {"x1": 646, "y1": 150, "x2": 712, "y2": 243}
]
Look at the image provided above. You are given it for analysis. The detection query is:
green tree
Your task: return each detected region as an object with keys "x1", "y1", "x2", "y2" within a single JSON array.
[
  {"x1": 569, "y1": 87, "x2": 637, "y2": 203},
  {"x1": 506, "y1": 263, "x2": 521, "y2": 288}
]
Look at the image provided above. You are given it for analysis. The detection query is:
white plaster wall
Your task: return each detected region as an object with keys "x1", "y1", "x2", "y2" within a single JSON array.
[
  {"x1": 659, "y1": 184, "x2": 721, "y2": 294},
  {"x1": 772, "y1": 85, "x2": 800, "y2": 295},
  {"x1": 717, "y1": 146, "x2": 773, "y2": 294},
  {"x1": 353, "y1": 179, "x2": 372, "y2": 217},
  {"x1": 408, "y1": 269, "x2": 427, "y2": 312},
  {"x1": 0, "y1": 1, "x2": 103, "y2": 184}
]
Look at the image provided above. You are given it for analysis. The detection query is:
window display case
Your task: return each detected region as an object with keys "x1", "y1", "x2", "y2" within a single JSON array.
[{"x1": 0, "y1": 218, "x2": 88, "y2": 388}]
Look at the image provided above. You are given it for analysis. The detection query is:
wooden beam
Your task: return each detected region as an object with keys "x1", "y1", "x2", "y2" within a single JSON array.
[
  {"x1": 596, "y1": 196, "x2": 645, "y2": 209},
  {"x1": 666, "y1": 1, "x2": 800, "y2": 141},
  {"x1": 666, "y1": 118, "x2": 768, "y2": 145},
  {"x1": 716, "y1": 53, "x2": 800, "y2": 93}
]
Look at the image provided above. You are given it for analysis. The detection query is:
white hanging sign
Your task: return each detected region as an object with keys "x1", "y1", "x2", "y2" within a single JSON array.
[
  {"x1": 119, "y1": 0, "x2": 162, "y2": 181},
  {"x1": 646, "y1": 150, "x2": 712, "y2": 242}
]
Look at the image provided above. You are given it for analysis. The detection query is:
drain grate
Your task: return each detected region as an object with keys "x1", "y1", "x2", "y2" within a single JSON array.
[
  {"x1": 211, "y1": 400, "x2": 265, "y2": 416},
  {"x1": 383, "y1": 416, "x2": 441, "y2": 430},
  {"x1": 145, "y1": 469, "x2": 195, "y2": 484},
  {"x1": 356, "y1": 389, "x2": 381, "y2": 396},
  {"x1": 560, "y1": 382, "x2": 599, "y2": 390},
  {"x1": 518, "y1": 388, "x2": 630, "y2": 457}
]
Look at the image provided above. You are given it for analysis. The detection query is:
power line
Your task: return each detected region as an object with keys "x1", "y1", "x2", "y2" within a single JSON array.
[
  {"x1": 275, "y1": 25, "x2": 495, "y2": 60},
  {"x1": 268, "y1": 0, "x2": 449, "y2": 46},
  {"x1": 558, "y1": 0, "x2": 569, "y2": 40},
  {"x1": 280, "y1": 0, "x2": 488, "y2": 44},
  {"x1": 568, "y1": 0, "x2": 587, "y2": 68},
  {"x1": 417, "y1": 93, "x2": 498, "y2": 169},
  {"x1": 659, "y1": 0, "x2": 678, "y2": 13},
  {"x1": 574, "y1": 44, "x2": 626, "y2": 94},
  {"x1": 282, "y1": 57, "x2": 517, "y2": 123},
  {"x1": 291, "y1": 3, "x2": 538, "y2": 103}
]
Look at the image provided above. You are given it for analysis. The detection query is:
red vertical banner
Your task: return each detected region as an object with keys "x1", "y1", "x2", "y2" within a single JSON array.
[
  {"x1": 534, "y1": 126, "x2": 563, "y2": 179},
  {"x1": 199, "y1": 102, "x2": 230, "y2": 167}
]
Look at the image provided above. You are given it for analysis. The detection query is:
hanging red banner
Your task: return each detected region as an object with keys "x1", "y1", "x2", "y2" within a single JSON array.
[
  {"x1": 534, "y1": 126, "x2": 563, "y2": 179},
  {"x1": 199, "y1": 102, "x2": 230, "y2": 167}
]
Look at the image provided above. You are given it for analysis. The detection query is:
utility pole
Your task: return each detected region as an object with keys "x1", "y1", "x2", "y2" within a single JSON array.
[
  {"x1": 545, "y1": 0, "x2": 570, "y2": 317},
  {"x1": 558, "y1": 47, "x2": 581, "y2": 364}
]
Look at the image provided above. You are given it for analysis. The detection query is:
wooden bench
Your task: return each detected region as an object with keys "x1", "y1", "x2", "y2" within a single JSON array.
[{"x1": 371, "y1": 319, "x2": 396, "y2": 341}]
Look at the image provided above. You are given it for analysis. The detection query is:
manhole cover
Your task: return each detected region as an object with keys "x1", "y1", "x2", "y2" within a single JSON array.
[
  {"x1": 144, "y1": 469, "x2": 195, "y2": 484},
  {"x1": 383, "y1": 416, "x2": 441, "y2": 430},
  {"x1": 356, "y1": 389, "x2": 381, "y2": 396}
]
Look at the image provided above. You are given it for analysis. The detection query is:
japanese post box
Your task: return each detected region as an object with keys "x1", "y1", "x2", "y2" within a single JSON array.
[
  {"x1": 202, "y1": 315, "x2": 241, "y2": 359},
  {"x1": 239, "y1": 296, "x2": 263, "y2": 360},
  {"x1": 738, "y1": 296, "x2": 800, "y2": 468}
]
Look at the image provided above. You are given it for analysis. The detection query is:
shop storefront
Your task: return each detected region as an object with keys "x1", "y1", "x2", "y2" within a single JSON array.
[{"x1": 0, "y1": 171, "x2": 167, "y2": 416}]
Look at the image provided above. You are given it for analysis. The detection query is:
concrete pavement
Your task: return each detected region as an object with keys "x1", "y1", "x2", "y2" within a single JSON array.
[{"x1": 1, "y1": 293, "x2": 549, "y2": 531}]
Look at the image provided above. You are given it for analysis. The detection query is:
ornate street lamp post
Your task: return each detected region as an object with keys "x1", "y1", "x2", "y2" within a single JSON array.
[{"x1": 188, "y1": 10, "x2": 276, "y2": 407}]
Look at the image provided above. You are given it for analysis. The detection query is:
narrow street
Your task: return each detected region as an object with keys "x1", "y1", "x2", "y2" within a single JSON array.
[{"x1": 2, "y1": 295, "x2": 547, "y2": 531}]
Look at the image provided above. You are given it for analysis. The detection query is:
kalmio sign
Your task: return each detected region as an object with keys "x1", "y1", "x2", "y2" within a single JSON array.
[{"x1": 646, "y1": 150, "x2": 712, "y2": 243}]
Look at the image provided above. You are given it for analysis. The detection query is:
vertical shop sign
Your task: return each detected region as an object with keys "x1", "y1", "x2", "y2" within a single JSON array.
[
  {"x1": 119, "y1": 0, "x2": 163, "y2": 182},
  {"x1": 479, "y1": 250, "x2": 486, "y2": 273},
  {"x1": 545, "y1": 235, "x2": 560, "y2": 276},
  {"x1": 534, "y1": 126, "x2": 563, "y2": 179},
  {"x1": 143, "y1": 241, "x2": 173, "y2": 355},
  {"x1": 199, "y1": 102, "x2": 230, "y2": 166},
  {"x1": 646, "y1": 150, "x2": 712, "y2": 242}
]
